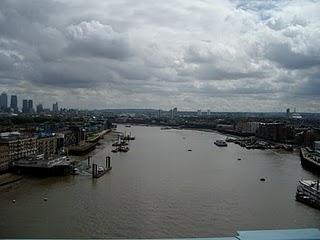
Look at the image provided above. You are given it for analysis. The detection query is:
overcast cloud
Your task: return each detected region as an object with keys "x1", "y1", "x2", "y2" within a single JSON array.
[{"x1": 0, "y1": 0, "x2": 319, "y2": 111}]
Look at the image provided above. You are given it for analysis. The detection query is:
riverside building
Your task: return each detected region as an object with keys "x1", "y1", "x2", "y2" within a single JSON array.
[{"x1": 0, "y1": 132, "x2": 37, "y2": 172}]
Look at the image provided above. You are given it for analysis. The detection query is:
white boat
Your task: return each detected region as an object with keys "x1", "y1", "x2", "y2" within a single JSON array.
[
  {"x1": 72, "y1": 167, "x2": 80, "y2": 175},
  {"x1": 214, "y1": 140, "x2": 228, "y2": 147}
]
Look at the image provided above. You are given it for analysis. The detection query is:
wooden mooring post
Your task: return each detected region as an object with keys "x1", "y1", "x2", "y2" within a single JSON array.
[
  {"x1": 87, "y1": 156, "x2": 92, "y2": 168},
  {"x1": 106, "y1": 156, "x2": 111, "y2": 170},
  {"x1": 92, "y1": 163, "x2": 97, "y2": 178}
]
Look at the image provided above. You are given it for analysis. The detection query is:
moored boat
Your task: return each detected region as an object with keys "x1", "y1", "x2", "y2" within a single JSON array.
[
  {"x1": 225, "y1": 137, "x2": 236, "y2": 142},
  {"x1": 118, "y1": 146, "x2": 129, "y2": 152},
  {"x1": 112, "y1": 141, "x2": 128, "y2": 146},
  {"x1": 214, "y1": 140, "x2": 228, "y2": 147},
  {"x1": 296, "y1": 179, "x2": 320, "y2": 210},
  {"x1": 300, "y1": 147, "x2": 320, "y2": 174}
]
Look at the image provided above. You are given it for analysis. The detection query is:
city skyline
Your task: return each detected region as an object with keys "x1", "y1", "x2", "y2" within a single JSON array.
[
  {"x1": 0, "y1": 1, "x2": 319, "y2": 111},
  {"x1": 0, "y1": 91, "x2": 59, "y2": 113},
  {"x1": 0, "y1": 91, "x2": 311, "y2": 114}
]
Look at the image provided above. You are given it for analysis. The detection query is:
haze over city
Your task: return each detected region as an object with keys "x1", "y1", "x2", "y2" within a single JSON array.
[{"x1": 0, "y1": 0, "x2": 320, "y2": 111}]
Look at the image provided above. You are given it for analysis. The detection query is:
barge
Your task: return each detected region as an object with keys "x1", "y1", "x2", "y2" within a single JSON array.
[
  {"x1": 296, "y1": 179, "x2": 320, "y2": 210},
  {"x1": 11, "y1": 155, "x2": 74, "y2": 176},
  {"x1": 300, "y1": 147, "x2": 320, "y2": 174}
]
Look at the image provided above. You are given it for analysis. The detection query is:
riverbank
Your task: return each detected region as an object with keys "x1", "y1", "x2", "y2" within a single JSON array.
[
  {"x1": 0, "y1": 173, "x2": 22, "y2": 187},
  {"x1": 160, "y1": 126, "x2": 296, "y2": 152}
]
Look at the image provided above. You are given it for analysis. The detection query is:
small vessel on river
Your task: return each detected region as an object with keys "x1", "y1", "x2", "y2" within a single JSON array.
[
  {"x1": 214, "y1": 140, "x2": 228, "y2": 147},
  {"x1": 112, "y1": 135, "x2": 129, "y2": 147},
  {"x1": 122, "y1": 133, "x2": 135, "y2": 141},
  {"x1": 111, "y1": 146, "x2": 130, "y2": 153},
  {"x1": 118, "y1": 146, "x2": 129, "y2": 152},
  {"x1": 112, "y1": 141, "x2": 128, "y2": 146}
]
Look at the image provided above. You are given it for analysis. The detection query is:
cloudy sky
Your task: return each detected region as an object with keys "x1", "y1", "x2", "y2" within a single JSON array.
[{"x1": 0, "y1": 0, "x2": 320, "y2": 112}]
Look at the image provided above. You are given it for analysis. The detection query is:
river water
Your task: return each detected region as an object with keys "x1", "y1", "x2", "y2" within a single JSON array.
[{"x1": 0, "y1": 125, "x2": 319, "y2": 238}]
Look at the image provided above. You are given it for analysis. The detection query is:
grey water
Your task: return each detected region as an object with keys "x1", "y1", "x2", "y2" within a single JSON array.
[{"x1": 0, "y1": 125, "x2": 319, "y2": 238}]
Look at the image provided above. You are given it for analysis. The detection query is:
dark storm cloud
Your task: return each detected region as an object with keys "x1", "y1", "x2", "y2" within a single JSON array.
[
  {"x1": 265, "y1": 42, "x2": 320, "y2": 69},
  {"x1": 0, "y1": 53, "x2": 14, "y2": 71},
  {"x1": 0, "y1": 0, "x2": 61, "y2": 42},
  {"x1": 298, "y1": 80, "x2": 320, "y2": 96},
  {"x1": 30, "y1": 60, "x2": 116, "y2": 88},
  {"x1": 294, "y1": 68, "x2": 320, "y2": 96},
  {"x1": 180, "y1": 81, "x2": 276, "y2": 97},
  {"x1": 195, "y1": 65, "x2": 266, "y2": 81},
  {"x1": 0, "y1": 0, "x2": 319, "y2": 111}
]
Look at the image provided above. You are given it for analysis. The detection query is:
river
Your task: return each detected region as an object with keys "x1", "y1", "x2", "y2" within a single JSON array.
[{"x1": 0, "y1": 125, "x2": 319, "y2": 238}]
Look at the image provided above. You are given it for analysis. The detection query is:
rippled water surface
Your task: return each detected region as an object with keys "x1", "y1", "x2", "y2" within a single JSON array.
[{"x1": 0, "y1": 125, "x2": 319, "y2": 238}]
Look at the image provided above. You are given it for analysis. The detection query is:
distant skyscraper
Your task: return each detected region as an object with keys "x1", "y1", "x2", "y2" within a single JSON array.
[
  {"x1": 53, "y1": 102, "x2": 59, "y2": 112},
  {"x1": 286, "y1": 108, "x2": 290, "y2": 118},
  {"x1": 0, "y1": 92, "x2": 8, "y2": 110},
  {"x1": 207, "y1": 109, "x2": 211, "y2": 116},
  {"x1": 28, "y1": 99, "x2": 33, "y2": 113},
  {"x1": 10, "y1": 95, "x2": 18, "y2": 111},
  {"x1": 197, "y1": 109, "x2": 201, "y2": 116},
  {"x1": 157, "y1": 109, "x2": 162, "y2": 119},
  {"x1": 36, "y1": 103, "x2": 43, "y2": 113},
  {"x1": 22, "y1": 99, "x2": 28, "y2": 113},
  {"x1": 172, "y1": 107, "x2": 178, "y2": 118}
]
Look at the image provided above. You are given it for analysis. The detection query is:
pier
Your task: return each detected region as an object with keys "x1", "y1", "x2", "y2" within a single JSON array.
[{"x1": 92, "y1": 156, "x2": 112, "y2": 178}]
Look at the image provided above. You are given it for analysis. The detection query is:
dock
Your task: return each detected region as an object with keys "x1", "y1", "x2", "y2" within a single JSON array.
[{"x1": 92, "y1": 156, "x2": 112, "y2": 178}]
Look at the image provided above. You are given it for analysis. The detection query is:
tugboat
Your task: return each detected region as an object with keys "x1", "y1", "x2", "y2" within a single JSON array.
[
  {"x1": 214, "y1": 140, "x2": 228, "y2": 147},
  {"x1": 296, "y1": 179, "x2": 320, "y2": 210}
]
